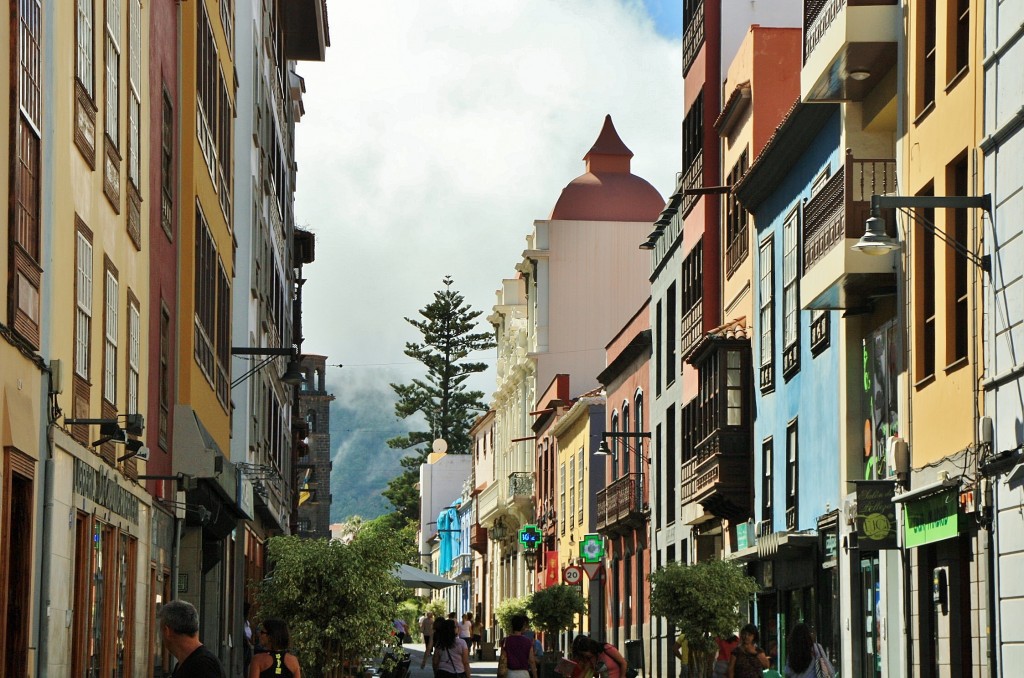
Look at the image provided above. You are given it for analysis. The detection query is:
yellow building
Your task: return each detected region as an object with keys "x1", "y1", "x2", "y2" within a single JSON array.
[
  {"x1": 899, "y1": 0, "x2": 987, "y2": 674},
  {"x1": 551, "y1": 390, "x2": 604, "y2": 638}
]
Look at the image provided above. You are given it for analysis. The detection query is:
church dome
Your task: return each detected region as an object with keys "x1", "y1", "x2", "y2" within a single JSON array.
[{"x1": 549, "y1": 115, "x2": 664, "y2": 222}]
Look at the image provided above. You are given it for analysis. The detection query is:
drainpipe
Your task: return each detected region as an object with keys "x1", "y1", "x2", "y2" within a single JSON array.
[{"x1": 36, "y1": 430, "x2": 55, "y2": 678}]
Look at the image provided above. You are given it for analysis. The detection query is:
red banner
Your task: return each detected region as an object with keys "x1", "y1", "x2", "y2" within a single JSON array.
[{"x1": 545, "y1": 551, "x2": 559, "y2": 587}]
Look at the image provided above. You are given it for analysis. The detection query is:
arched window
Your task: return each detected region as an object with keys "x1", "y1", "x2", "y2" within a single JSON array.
[
  {"x1": 634, "y1": 390, "x2": 644, "y2": 465},
  {"x1": 622, "y1": 401, "x2": 631, "y2": 473},
  {"x1": 610, "y1": 411, "x2": 620, "y2": 481}
]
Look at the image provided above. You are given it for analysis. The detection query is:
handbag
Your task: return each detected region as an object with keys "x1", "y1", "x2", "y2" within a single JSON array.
[{"x1": 813, "y1": 644, "x2": 834, "y2": 678}]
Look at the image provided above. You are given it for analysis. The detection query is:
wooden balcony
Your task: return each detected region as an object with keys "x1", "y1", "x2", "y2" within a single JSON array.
[
  {"x1": 802, "y1": 0, "x2": 899, "y2": 101},
  {"x1": 282, "y1": 0, "x2": 329, "y2": 61},
  {"x1": 681, "y1": 0, "x2": 704, "y2": 76},
  {"x1": 680, "y1": 302, "x2": 704, "y2": 361},
  {"x1": 595, "y1": 473, "x2": 646, "y2": 537},
  {"x1": 680, "y1": 429, "x2": 752, "y2": 523},
  {"x1": 801, "y1": 151, "x2": 898, "y2": 310},
  {"x1": 470, "y1": 523, "x2": 488, "y2": 554}
]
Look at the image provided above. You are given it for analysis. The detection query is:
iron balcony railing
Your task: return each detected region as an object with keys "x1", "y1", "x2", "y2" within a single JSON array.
[{"x1": 595, "y1": 473, "x2": 645, "y2": 534}]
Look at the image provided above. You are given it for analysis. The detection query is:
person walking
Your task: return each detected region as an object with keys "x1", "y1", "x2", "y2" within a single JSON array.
[
  {"x1": 499, "y1": 614, "x2": 537, "y2": 678},
  {"x1": 672, "y1": 631, "x2": 691, "y2": 678},
  {"x1": 248, "y1": 618, "x2": 302, "y2": 678},
  {"x1": 432, "y1": 618, "x2": 471, "y2": 678},
  {"x1": 422, "y1": 615, "x2": 445, "y2": 669},
  {"x1": 460, "y1": 613, "x2": 475, "y2": 655},
  {"x1": 713, "y1": 633, "x2": 739, "y2": 678},
  {"x1": 783, "y1": 624, "x2": 834, "y2": 678},
  {"x1": 569, "y1": 635, "x2": 627, "y2": 678},
  {"x1": 727, "y1": 624, "x2": 769, "y2": 678},
  {"x1": 158, "y1": 600, "x2": 226, "y2": 678}
]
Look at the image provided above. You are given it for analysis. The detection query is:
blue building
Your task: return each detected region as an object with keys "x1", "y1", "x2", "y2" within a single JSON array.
[{"x1": 734, "y1": 102, "x2": 843, "y2": 665}]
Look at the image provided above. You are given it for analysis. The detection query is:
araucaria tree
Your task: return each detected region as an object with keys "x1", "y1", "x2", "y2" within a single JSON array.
[{"x1": 383, "y1": 276, "x2": 495, "y2": 520}]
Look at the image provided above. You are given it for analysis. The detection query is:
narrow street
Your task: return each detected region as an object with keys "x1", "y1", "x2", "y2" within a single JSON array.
[{"x1": 391, "y1": 643, "x2": 499, "y2": 678}]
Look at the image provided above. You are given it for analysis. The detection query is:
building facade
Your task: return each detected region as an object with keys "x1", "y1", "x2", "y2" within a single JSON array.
[{"x1": 295, "y1": 355, "x2": 335, "y2": 539}]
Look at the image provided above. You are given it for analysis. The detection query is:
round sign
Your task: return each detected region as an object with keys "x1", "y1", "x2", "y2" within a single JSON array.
[
  {"x1": 563, "y1": 565, "x2": 583, "y2": 585},
  {"x1": 432, "y1": 438, "x2": 448, "y2": 454}
]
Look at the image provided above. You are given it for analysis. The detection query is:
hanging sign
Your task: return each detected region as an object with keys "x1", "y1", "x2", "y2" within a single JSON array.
[
  {"x1": 904, "y1": 491, "x2": 959, "y2": 548},
  {"x1": 579, "y1": 534, "x2": 605, "y2": 563}
]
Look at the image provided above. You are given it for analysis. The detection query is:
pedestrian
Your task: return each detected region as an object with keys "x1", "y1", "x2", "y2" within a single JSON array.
[
  {"x1": 672, "y1": 631, "x2": 690, "y2": 678},
  {"x1": 243, "y1": 603, "x2": 255, "y2": 674},
  {"x1": 421, "y1": 614, "x2": 444, "y2": 669},
  {"x1": 393, "y1": 617, "x2": 408, "y2": 645},
  {"x1": 460, "y1": 613, "x2": 475, "y2": 655},
  {"x1": 432, "y1": 618, "x2": 471, "y2": 678},
  {"x1": 727, "y1": 624, "x2": 769, "y2": 678},
  {"x1": 713, "y1": 633, "x2": 739, "y2": 678},
  {"x1": 158, "y1": 600, "x2": 226, "y2": 678},
  {"x1": 248, "y1": 618, "x2": 302, "y2": 678},
  {"x1": 783, "y1": 624, "x2": 833, "y2": 678},
  {"x1": 569, "y1": 634, "x2": 628, "y2": 678},
  {"x1": 498, "y1": 614, "x2": 537, "y2": 678},
  {"x1": 419, "y1": 611, "x2": 434, "y2": 644}
]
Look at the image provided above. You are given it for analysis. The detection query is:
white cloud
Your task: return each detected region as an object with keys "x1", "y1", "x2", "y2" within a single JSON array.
[{"x1": 295, "y1": 0, "x2": 682, "y2": 396}]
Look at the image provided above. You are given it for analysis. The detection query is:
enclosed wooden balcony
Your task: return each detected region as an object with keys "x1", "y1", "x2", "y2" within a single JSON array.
[
  {"x1": 470, "y1": 523, "x2": 488, "y2": 554},
  {"x1": 802, "y1": 0, "x2": 899, "y2": 102},
  {"x1": 802, "y1": 151, "x2": 898, "y2": 310},
  {"x1": 282, "y1": 0, "x2": 329, "y2": 61},
  {"x1": 595, "y1": 473, "x2": 646, "y2": 536},
  {"x1": 680, "y1": 429, "x2": 752, "y2": 523}
]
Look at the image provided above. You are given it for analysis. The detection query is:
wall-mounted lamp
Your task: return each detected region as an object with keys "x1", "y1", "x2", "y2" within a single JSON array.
[
  {"x1": 65, "y1": 415, "x2": 148, "y2": 462},
  {"x1": 853, "y1": 193, "x2": 993, "y2": 273},
  {"x1": 232, "y1": 346, "x2": 304, "y2": 387},
  {"x1": 594, "y1": 431, "x2": 652, "y2": 464},
  {"x1": 489, "y1": 516, "x2": 509, "y2": 541}
]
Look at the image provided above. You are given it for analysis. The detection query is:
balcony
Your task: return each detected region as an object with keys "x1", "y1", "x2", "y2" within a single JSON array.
[
  {"x1": 470, "y1": 523, "x2": 488, "y2": 554},
  {"x1": 801, "y1": 151, "x2": 898, "y2": 310},
  {"x1": 507, "y1": 472, "x2": 534, "y2": 510},
  {"x1": 476, "y1": 479, "x2": 502, "y2": 524},
  {"x1": 802, "y1": 0, "x2": 899, "y2": 102},
  {"x1": 449, "y1": 553, "x2": 473, "y2": 582},
  {"x1": 681, "y1": 0, "x2": 705, "y2": 76},
  {"x1": 680, "y1": 153, "x2": 703, "y2": 217},
  {"x1": 282, "y1": 0, "x2": 329, "y2": 62},
  {"x1": 680, "y1": 429, "x2": 752, "y2": 523},
  {"x1": 680, "y1": 302, "x2": 704, "y2": 361},
  {"x1": 595, "y1": 473, "x2": 646, "y2": 536},
  {"x1": 786, "y1": 506, "x2": 798, "y2": 532}
]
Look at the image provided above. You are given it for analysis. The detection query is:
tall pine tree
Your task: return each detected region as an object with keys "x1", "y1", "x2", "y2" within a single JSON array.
[{"x1": 383, "y1": 276, "x2": 496, "y2": 521}]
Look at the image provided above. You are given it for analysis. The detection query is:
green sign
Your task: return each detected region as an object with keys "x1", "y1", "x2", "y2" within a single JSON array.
[
  {"x1": 579, "y1": 534, "x2": 605, "y2": 562},
  {"x1": 904, "y1": 491, "x2": 959, "y2": 548},
  {"x1": 519, "y1": 525, "x2": 542, "y2": 549},
  {"x1": 855, "y1": 480, "x2": 898, "y2": 550},
  {"x1": 736, "y1": 521, "x2": 753, "y2": 550}
]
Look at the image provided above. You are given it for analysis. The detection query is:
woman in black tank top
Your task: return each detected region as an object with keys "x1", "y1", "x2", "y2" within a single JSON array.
[{"x1": 249, "y1": 619, "x2": 302, "y2": 678}]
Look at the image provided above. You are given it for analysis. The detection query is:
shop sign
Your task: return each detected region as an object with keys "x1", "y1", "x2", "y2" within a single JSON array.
[
  {"x1": 74, "y1": 458, "x2": 140, "y2": 524},
  {"x1": 904, "y1": 491, "x2": 959, "y2": 548},
  {"x1": 736, "y1": 520, "x2": 755, "y2": 550},
  {"x1": 854, "y1": 480, "x2": 898, "y2": 550},
  {"x1": 820, "y1": 529, "x2": 838, "y2": 568}
]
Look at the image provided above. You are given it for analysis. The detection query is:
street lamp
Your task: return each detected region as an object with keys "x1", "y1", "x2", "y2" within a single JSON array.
[
  {"x1": 593, "y1": 432, "x2": 652, "y2": 465},
  {"x1": 231, "y1": 346, "x2": 305, "y2": 387},
  {"x1": 852, "y1": 193, "x2": 992, "y2": 273}
]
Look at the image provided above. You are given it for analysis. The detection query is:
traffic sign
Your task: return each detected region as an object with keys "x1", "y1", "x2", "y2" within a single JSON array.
[
  {"x1": 579, "y1": 534, "x2": 605, "y2": 563},
  {"x1": 582, "y1": 562, "x2": 604, "y2": 580},
  {"x1": 562, "y1": 565, "x2": 583, "y2": 585}
]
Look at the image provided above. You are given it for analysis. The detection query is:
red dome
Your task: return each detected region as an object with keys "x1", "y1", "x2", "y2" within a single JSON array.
[{"x1": 549, "y1": 115, "x2": 664, "y2": 222}]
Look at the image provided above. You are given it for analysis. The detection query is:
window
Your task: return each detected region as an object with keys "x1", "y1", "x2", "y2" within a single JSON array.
[
  {"x1": 947, "y1": 155, "x2": 969, "y2": 365},
  {"x1": 75, "y1": 226, "x2": 94, "y2": 381},
  {"x1": 655, "y1": 300, "x2": 663, "y2": 395},
  {"x1": 568, "y1": 455, "x2": 576, "y2": 526},
  {"x1": 10, "y1": 0, "x2": 43, "y2": 347},
  {"x1": 809, "y1": 169, "x2": 831, "y2": 354},
  {"x1": 196, "y1": 4, "x2": 234, "y2": 222},
  {"x1": 0, "y1": 448, "x2": 34, "y2": 675},
  {"x1": 194, "y1": 206, "x2": 216, "y2": 381},
  {"x1": 560, "y1": 463, "x2": 566, "y2": 535},
  {"x1": 726, "y1": 350, "x2": 743, "y2": 426},
  {"x1": 161, "y1": 92, "x2": 174, "y2": 240},
  {"x1": 127, "y1": 0, "x2": 141, "y2": 189},
  {"x1": 918, "y1": 0, "x2": 937, "y2": 114},
  {"x1": 126, "y1": 293, "x2": 140, "y2": 415},
  {"x1": 610, "y1": 412, "x2": 619, "y2": 481},
  {"x1": 215, "y1": 264, "x2": 231, "y2": 407},
  {"x1": 103, "y1": 264, "x2": 119, "y2": 406},
  {"x1": 666, "y1": 405, "x2": 676, "y2": 522},
  {"x1": 680, "y1": 244, "x2": 703, "y2": 357},
  {"x1": 759, "y1": 236, "x2": 775, "y2": 391},
  {"x1": 655, "y1": 423, "x2": 663, "y2": 525},
  {"x1": 622, "y1": 401, "x2": 631, "y2": 474},
  {"x1": 682, "y1": 90, "x2": 704, "y2": 174},
  {"x1": 786, "y1": 421, "x2": 798, "y2": 530},
  {"x1": 158, "y1": 304, "x2": 170, "y2": 449},
  {"x1": 762, "y1": 438, "x2": 774, "y2": 531},
  {"x1": 104, "y1": 0, "x2": 121, "y2": 147},
  {"x1": 76, "y1": 0, "x2": 95, "y2": 97},
  {"x1": 634, "y1": 391, "x2": 644, "y2": 467},
  {"x1": 577, "y1": 450, "x2": 584, "y2": 524},
  {"x1": 915, "y1": 184, "x2": 936, "y2": 381},
  {"x1": 220, "y1": 0, "x2": 234, "y2": 54},
  {"x1": 725, "y1": 150, "x2": 750, "y2": 276},
  {"x1": 949, "y1": 0, "x2": 969, "y2": 79},
  {"x1": 666, "y1": 283, "x2": 677, "y2": 387},
  {"x1": 783, "y1": 207, "x2": 800, "y2": 376}
]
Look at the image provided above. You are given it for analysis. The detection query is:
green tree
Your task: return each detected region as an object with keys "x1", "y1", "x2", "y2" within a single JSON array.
[
  {"x1": 527, "y1": 585, "x2": 587, "y2": 648},
  {"x1": 495, "y1": 596, "x2": 532, "y2": 634},
  {"x1": 387, "y1": 275, "x2": 495, "y2": 453},
  {"x1": 649, "y1": 559, "x2": 760, "y2": 678},
  {"x1": 252, "y1": 531, "x2": 407, "y2": 678}
]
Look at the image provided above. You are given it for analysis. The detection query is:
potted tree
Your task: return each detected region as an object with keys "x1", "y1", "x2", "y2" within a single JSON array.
[
  {"x1": 527, "y1": 584, "x2": 587, "y2": 677},
  {"x1": 253, "y1": 531, "x2": 408, "y2": 678},
  {"x1": 649, "y1": 559, "x2": 760, "y2": 678}
]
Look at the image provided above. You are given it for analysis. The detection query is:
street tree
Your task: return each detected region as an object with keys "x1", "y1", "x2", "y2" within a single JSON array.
[
  {"x1": 252, "y1": 531, "x2": 407, "y2": 678},
  {"x1": 527, "y1": 584, "x2": 588, "y2": 650},
  {"x1": 649, "y1": 559, "x2": 760, "y2": 678},
  {"x1": 384, "y1": 276, "x2": 495, "y2": 520}
]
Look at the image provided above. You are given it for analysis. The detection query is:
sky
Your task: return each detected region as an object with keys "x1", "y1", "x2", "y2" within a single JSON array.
[{"x1": 293, "y1": 0, "x2": 685, "y2": 465}]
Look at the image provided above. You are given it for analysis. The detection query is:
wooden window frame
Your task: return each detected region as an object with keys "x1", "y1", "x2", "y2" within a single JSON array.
[
  {"x1": 762, "y1": 437, "x2": 774, "y2": 530},
  {"x1": 75, "y1": 0, "x2": 98, "y2": 165},
  {"x1": 785, "y1": 419, "x2": 799, "y2": 531},
  {"x1": 102, "y1": 257, "x2": 119, "y2": 408},
  {"x1": 160, "y1": 89, "x2": 174, "y2": 241},
  {"x1": 914, "y1": 184, "x2": 937, "y2": 384},
  {"x1": 945, "y1": 154, "x2": 969, "y2": 367},
  {"x1": 0, "y1": 447, "x2": 35, "y2": 675},
  {"x1": 759, "y1": 236, "x2": 775, "y2": 392},
  {"x1": 102, "y1": 0, "x2": 122, "y2": 209},
  {"x1": 725, "y1": 150, "x2": 750, "y2": 277},
  {"x1": 158, "y1": 302, "x2": 171, "y2": 450},
  {"x1": 782, "y1": 207, "x2": 801, "y2": 378}
]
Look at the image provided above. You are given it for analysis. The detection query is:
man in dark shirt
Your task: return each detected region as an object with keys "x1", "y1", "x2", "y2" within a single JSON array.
[{"x1": 159, "y1": 600, "x2": 227, "y2": 678}]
